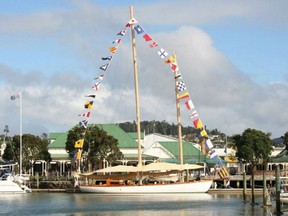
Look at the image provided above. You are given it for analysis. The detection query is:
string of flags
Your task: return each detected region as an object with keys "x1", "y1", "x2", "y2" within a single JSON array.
[
  {"x1": 73, "y1": 18, "x2": 135, "y2": 165},
  {"x1": 73, "y1": 16, "x2": 221, "y2": 166},
  {"x1": 132, "y1": 19, "x2": 222, "y2": 163}
]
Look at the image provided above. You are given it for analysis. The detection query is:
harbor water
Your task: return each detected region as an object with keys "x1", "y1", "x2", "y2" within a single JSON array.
[{"x1": 0, "y1": 192, "x2": 283, "y2": 216}]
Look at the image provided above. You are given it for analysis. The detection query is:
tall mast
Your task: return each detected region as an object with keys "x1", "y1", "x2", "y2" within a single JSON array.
[
  {"x1": 19, "y1": 91, "x2": 23, "y2": 175},
  {"x1": 173, "y1": 53, "x2": 184, "y2": 182},
  {"x1": 129, "y1": 6, "x2": 142, "y2": 168}
]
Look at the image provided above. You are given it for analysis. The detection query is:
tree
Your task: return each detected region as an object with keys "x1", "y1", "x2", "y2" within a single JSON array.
[
  {"x1": 233, "y1": 128, "x2": 273, "y2": 204},
  {"x1": 283, "y1": 131, "x2": 288, "y2": 151},
  {"x1": 66, "y1": 125, "x2": 123, "y2": 171},
  {"x1": 2, "y1": 141, "x2": 15, "y2": 162},
  {"x1": 3, "y1": 134, "x2": 50, "y2": 173}
]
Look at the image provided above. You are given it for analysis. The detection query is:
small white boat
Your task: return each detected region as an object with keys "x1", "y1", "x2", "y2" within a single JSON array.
[
  {"x1": 0, "y1": 167, "x2": 31, "y2": 194},
  {"x1": 0, "y1": 171, "x2": 30, "y2": 193}
]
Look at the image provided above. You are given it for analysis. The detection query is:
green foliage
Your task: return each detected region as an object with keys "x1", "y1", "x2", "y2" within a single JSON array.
[
  {"x1": 233, "y1": 128, "x2": 273, "y2": 165},
  {"x1": 66, "y1": 125, "x2": 123, "y2": 165},
  {"x1": 119, "y1": 120, "x2": 201, "y2": 138},
  {"x1": 2, "y1": 142, "x2": 15, "y2": 161},
  {"x1": 3, "y1": 134, "x2": 50, "y2": 172},
  {"x1": 283, "y1": 131, "x2": 288, "y2": 150}
]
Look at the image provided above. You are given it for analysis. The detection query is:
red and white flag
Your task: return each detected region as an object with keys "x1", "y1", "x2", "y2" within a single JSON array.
[
  {"x1": 92, "y1": 82, "x2": 101, "y2": 91},
  {"x1": 94, "y1": 74, "x2": 104, "y2": 80},
  {"x1": 78, "y1": 112, "x2": 91, "y2": 118},
  {"x1": 125, "y1": 18, "x2": 138, "y2": 27},
  {"x1": 189, "y1": 110, "x2": 198, "y2": 119},
  {"x1": 148, "y1": 41, "x2": 158, "y2": 48},
  {"x1": 171, "y1": 62, "x2": 179, "y2": 72},
  {"x1": 143, "y1": 34, "x2": 152, "y2": 41},
  {"x1": 112, "y1": 39, "x2": 122, "y2": 44},
  {"x1": 185, "y1": 100, "x2": 194, "y2": 110}
]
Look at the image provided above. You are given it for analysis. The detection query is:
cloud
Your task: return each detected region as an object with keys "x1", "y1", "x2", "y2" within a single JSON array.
[{"x1": 0, "y1": 0, "x2": 288, "y2": 139}]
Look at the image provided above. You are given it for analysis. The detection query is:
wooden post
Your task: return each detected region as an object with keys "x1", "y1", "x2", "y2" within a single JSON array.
[
  {"x1": 263, "y1": 163, "x2": 267, "y2": 206},
  {"x1": 275, "y1": 165, "x2": 281, "y2": 214},
  {"x1": 243, "y1": 172, "x2": 247, "y2": 202},
  {"x1": 263, "y1": 162, "x2": 271, "y2": 206}
]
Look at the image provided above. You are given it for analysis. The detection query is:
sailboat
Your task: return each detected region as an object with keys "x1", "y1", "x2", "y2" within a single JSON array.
[
  {"x1": 0, "y1": 97, "x2": 32, "y2": 194},
  {"x1": 78, "y1": 6, "x2": 213, "y2": 193}
]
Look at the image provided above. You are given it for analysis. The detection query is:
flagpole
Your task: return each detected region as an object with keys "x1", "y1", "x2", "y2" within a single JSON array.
[{"x1": 19, "y1": 91, "x2": 23, "y2": 175}]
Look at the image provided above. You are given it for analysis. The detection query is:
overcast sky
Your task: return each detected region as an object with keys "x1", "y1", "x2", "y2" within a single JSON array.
[{"x1": 0, "y1": 0, "x2": 288, "y2": 138}]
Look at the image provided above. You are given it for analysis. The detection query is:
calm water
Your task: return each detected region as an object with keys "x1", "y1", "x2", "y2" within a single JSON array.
[{"x1": 0, "y1": 192, "x2": 283, "y2": 216}]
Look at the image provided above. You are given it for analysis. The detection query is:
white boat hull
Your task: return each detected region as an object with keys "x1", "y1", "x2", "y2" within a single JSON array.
[
  {"x1": 80, "y1": 180, "x2": 213, "y2": 194},
  {"x1": 0, "y1": 179, "x2": 26, "y2": 194}
]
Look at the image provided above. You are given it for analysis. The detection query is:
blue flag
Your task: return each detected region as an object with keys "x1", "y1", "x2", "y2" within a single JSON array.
[{"x1": 134, "y1": 25, "x2": 144, "y2": 34}]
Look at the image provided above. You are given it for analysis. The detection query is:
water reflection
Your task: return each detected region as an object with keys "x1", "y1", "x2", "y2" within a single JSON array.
[{"x1": 0, "y1": 193, "x2": 277, "y2": 216}]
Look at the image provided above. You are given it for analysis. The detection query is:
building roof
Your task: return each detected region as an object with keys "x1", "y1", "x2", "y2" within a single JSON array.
[
  {"x1": 48, "y1": 133, "x2": 68, "y2": 148},
  {"x1": 159, "y1": 141, "x2": 213, "y2": 163},
  {"x1": 271, "y1": 149, "x2": 288, "y2": 162},
  {"x1": 96, "y1": 124, "x2": 138, "y2": 149},
  {"x1": 48, "y1": 124, "x2": 139, "y2": 150},
  {"x1": 126, "y1": 132, "x2": 144, "y2": 140}
]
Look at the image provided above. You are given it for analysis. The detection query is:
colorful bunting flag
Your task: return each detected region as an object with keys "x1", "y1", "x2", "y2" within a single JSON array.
[
  {"x1": 113, "y1": 39, "x2": 122, "y2": 44},
  {"x1": 102, "y1": 56, "x2": 112, "y2": 61},
  {"x1": 74, "y1": 139, "x2": 84, "y2": 148},
  {"x1": 189, "y1": 109, "x2": 198, "y2": 118},
  {"x1": 158, "y1": 48, "x2": 168, "y2": 59},
  {"x1": 177, "y1": 81, "x2": 186, "y2": 92},
  {"x1": 84, "y1": 101, "x2": 93, "y2": 109},
  {"x1": 117, "y1": 29, "x2": 127, "y2": 36},
  {"x1": 171, "y1": 62, "x2": 179, "y2": 72},
  {"x1": 165, "y1": 56, "x2": 175, "y2": 64},
  {"x1": 125, "y1": 18, "x2": 138, "y2": 27},
  {"x1": 205, "y1": 139, "x2": 214, "y2": 150},
  {"x1": 177, "y1": 91, "x2": 189, "y2": 100},
  {"x1": 92, "y1": 82, "x2": 101, "y2": 91},
  {"x1": 148, "y1": 41, "x2": 158, "y2": 48},
  {"x1": 76, "y1": 150, "x2": 82, "y2": 160},
  {"x1": 193, "y1": 118, "x2": 203, "y2": 129},
  {"x1": 135, "y1": 25, "x2": 144, "y2": 34},
  {"x1": 100, "y1": 63, "x2": 109, "y2": 71},
  {"x1": 143, "y1": 34, "x2": 152, "y2": 41},
  {"x1": 209, "y1": 149, "x2": 218, "y2": 159},
  {"x1": 200, "y1": 129, "x2": 207, "y2": 137},
  {"x1": 94, "y1": 74, "x2": 104, "y2": 80},
  {"x1": 85, "y1": 95, "x2": 96, "y2": 98},
  {"x1": 78, "y1": 112, "x2": 91, "y2": 118},
  {"x1": 185, "y1": 100, "x2": 194, "y2": 110},
  {"x1": 109, "y1": 46, "x2": 118, "y2": 53},
  {"x1": 79, "y1": 120, "x2": 88, "y2": 128},
  {"x1": 175, "y1": 74, "x2": 182, "y2": 79}
]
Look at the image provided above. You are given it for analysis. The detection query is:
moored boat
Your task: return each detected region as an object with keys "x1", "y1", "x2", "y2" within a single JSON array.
[
  {"x1": 77, "y1": 6, "x2": 214, "y2": 194},
  {"x1": 0, "y1": 166, "x2": 31, "y2": 194}
]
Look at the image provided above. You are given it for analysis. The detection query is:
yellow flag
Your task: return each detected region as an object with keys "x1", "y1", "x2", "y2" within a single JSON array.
[
  {"x1": 164, "y1": 56, "x2": 175, "y2": 64},
  {"x1": 84, "y1": 101, "x2": 93, "y2": 109},
  {"x1": 76, "y1": 150, "x2": 82, "y2": 160},
  {"x1": 109, "y1": 46, "x2": 118, "y2": 53},
  {"x1": 74, "y1": 139, "x2": 84, "y2": 149},
  {"x1": 200, "y1": 129, "x2": 207, "y2": 137},
  {"x1": 177, "y1": 92, "x2": 189, "y2": 100}
]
